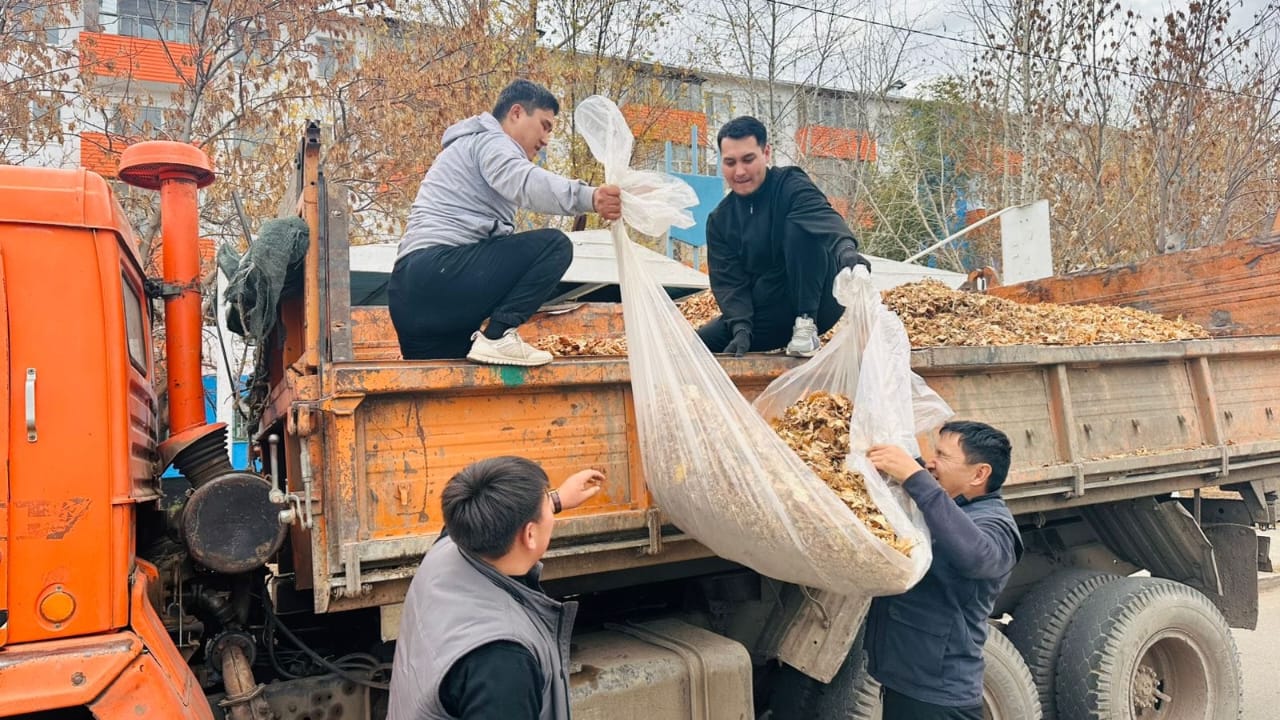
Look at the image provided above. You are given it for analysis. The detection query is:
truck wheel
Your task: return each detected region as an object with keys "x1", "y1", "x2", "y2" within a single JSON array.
[
  {"x1": 766, "y1": 648, "x2": 880, "y2": 720},
  {"x1": 983, "y1": 628, "x2": 1042, "y2": 720},
  {"x1": 1055, "y1": 577, "x2": 1243, "y2": 720},
  {"x1": 1007, "y1": 569, "x2": 1122, "y2": 719}
]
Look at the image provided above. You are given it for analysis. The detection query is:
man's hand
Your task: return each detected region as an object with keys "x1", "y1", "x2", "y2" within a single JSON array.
[
  {"x1": 867, "y1": 444, "x2": 924, "y2": 483},
  {"x1": 556, "y1": 469, "x2": 606, "y2": 511},
  {"x1": 723, "y1": 329, "x2": 752, "y2": 357},
  {"x1": 593, "y1": 185, "x2": 622, "y2": 221},
  {"x1": 837, "y1": 243, "x2": 872, "y2": 273}
]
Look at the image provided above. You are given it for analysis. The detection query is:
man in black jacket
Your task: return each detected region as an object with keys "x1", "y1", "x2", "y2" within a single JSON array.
[
  {"x1": 387, "y1": 457, "x2": 605, "y2": 719},
  {"x1": 697, "y1": 116, "x2": 870, "y2": 357},
  {"x1": 865, "y1": 421, "x2": 1023, "y2": 719}
]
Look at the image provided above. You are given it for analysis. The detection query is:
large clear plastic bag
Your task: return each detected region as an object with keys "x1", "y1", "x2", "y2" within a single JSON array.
[{"x1": 575, "y1": 95, "x2": 952, "y2": 596}]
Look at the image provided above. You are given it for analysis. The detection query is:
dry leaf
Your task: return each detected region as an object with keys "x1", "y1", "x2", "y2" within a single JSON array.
[{"x1": 770, "y1": 391, "x2": 912, "y2": 556}]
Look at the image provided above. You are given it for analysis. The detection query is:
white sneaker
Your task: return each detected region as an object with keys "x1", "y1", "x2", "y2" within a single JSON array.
[
  {"x1": 466, "y1": 329, "x2": 554, "y2": 367},
  {"x1": 785, "y1": 316, "x2": 821, "y2": 358}
]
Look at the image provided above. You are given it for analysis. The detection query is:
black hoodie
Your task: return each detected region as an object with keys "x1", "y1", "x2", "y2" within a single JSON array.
[{"x1": 704, "y1": 166, "x2": 858, "y2": 336}]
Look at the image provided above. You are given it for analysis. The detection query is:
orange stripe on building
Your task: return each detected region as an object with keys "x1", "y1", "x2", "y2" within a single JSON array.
[
  {"x1": 80, "y1": 132, "x2": 128, "y2": 178},
  {"x1": 796, "y1": 126, "x2": 877, "y2": 162},
  {"x1": 79, "y1": 31, "x2": 196, "y2": 84},
  {"x1": 621, "y1": 105, "x2": 708, "y2": 145},
  {"x1": 146, "y1": 236, "x2": 217, "y2": 276}
]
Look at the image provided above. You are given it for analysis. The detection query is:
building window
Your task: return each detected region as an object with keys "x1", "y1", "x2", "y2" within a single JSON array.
[
  {"x1": 704, "y1": 91, "x2": 733, "y2": 130},
  {"x1": 316, "y1": 37, "x2": 354, "y2": 80},
  {"x1": 12, "y1": 1, "x2": 63, "y2": 43},
  {"x1": 661, "y1": 77, "x2": 703, "y2": 112},
  {"x1": 231, "y1": 401, "x2": 250, "y2": 442},
  {"x1": 668, "y1": 143, "x2": 693, "y2": 174},
  {"x1": 112, "y1": 105, "x2": 168, "y2": 137},
  {"x1": 101, "y1": 0, "x2": 199, "y2": 44}
]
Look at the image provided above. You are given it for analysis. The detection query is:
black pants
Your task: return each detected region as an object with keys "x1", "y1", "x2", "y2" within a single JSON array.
[
  {"x1": 388, "y1": 229, "x2": 572, "y2": 360},
  {"x1": 696, "y1": 263, "x2": 844, "y2": 353},
  {"x1": 881, "y1": 686, "x2": 982, "y2": 720}
]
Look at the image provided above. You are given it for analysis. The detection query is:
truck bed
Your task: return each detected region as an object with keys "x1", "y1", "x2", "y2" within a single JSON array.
[
  {"x1": 267, "y1": 302, "x2": 1280, "y2": 613},
  {"x1": 989, "y1": 234, "x2": 1280, "y2": 336}
]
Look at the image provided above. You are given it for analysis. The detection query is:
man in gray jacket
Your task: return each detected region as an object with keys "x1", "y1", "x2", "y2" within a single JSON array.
[
  {"x1": 390, "y1": 80, "x2": 622, "y2": 366},
  {"x1": 388, "y1": 456, "x2": 605, "y2": 719}
]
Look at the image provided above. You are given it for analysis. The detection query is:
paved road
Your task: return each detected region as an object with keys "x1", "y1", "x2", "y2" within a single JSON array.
[{"x1": 1235, "y1": 530, "x2": 1279, "y2": 719}]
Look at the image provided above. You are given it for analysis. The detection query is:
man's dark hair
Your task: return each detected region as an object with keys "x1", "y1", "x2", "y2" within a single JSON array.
[
  {"x1": 492, "y1": 80, "x2": 560, "y2": 121},
  {"x1": 941, "y1": 420, "x2": 1012, "y2": 493},
  {"x1": 442, "y1": 456, "x2": 549, "y2": 558},
  {"x1": 716, "y1": 115, "x2": 768, "y2": 150}
]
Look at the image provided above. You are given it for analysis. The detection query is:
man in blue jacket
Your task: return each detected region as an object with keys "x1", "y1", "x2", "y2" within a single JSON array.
[
  {"x1": 390, "y1": 80, "x2": 622, "y2": 366},
  {"x1": 866, "y1": 421, "x2": 1023, "y2": 719}
]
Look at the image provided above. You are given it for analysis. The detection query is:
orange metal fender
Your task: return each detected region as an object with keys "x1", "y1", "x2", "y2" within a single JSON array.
[
  {"x1": 0, "y1": 633, "x2": 142, "y2": 714},
  {"x1": 0, "y1": 561, "x2": 213, "y2": 718}
]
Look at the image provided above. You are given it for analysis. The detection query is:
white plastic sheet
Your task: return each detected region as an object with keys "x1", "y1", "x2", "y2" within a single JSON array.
[{"x1": 575, "y1": 95, "x2": 952, "y2": 596}]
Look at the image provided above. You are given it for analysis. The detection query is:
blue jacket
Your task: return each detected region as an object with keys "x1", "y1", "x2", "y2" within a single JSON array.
[{"x1": 865, "y1": 470, "x2": 1022, "y2": 707}]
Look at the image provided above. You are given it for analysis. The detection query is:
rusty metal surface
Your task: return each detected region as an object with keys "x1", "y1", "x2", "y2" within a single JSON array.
[
  {"x1": 989, "y1": 235, "x2": 1280, "y2": 336},
  {"x1": 1200, "y1": 523, "x2": 1260, "y2": 629},
  {"x1": 1083, "y1": 498, "x2": 1219, "y2": 593},
  {"x1": 183, "y1": 472, "x2": 288, "y2": 574},
  {"x1": 300, "y1": 330, "x2": 1280, "y2": 612},
  {"x1": 208, "y1": 673, "x2": 370, "y2": 720}
]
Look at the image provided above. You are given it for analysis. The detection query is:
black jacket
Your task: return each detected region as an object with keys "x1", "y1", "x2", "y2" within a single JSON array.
[
  {"x1": 705, "y1": 166, "x2": 857, "y2": 336},
  {"x1": 865, "y1": 470, "x2": 1023, "y2": 707}
]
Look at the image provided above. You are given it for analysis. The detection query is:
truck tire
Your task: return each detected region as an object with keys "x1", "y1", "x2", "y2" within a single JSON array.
[
  {"x1": 1007, "y1": 569, "x2": 1122, "y2": 719},
  {"x1": 766, "y1": 649, "x2": 880, "y2": 720},
  {"x1": 769, "y1": 630, "x2": 1039, "y2": 720},
  {"x1": 983, "y1": 628, "x2": 1042, "y2": 720},
  {"x1": 1054, "y1": 577, "x2": 1243, "y2": 720}
]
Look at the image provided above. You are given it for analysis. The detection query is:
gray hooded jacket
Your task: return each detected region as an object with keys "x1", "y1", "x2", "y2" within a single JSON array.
[{"x1": 396, "y1": 112, "x2": 596, "y2": 259}]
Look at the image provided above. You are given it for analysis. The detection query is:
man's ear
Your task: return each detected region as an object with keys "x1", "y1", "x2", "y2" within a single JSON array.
[
  {"x1": 517, "y1": 521, "x2": 538, "y2": 552},
  {"x1": 509, "y1": 103, "x2": 525, "y2": 122},
  {"x1": 971, "y1": 463, "x2": 992, "y2": 491}
]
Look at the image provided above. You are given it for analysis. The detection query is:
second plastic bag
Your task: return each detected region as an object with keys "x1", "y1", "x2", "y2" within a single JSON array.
[{"x1": 576, "y1": 95, "x2": 950, "y2": 596}]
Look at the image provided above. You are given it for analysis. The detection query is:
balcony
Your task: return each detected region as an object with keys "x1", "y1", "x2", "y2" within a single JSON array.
[
  {"x1": 796, "y1": 126, "x2": 877, "y2": 162},
  {"x1": 621, "y1": 105, "x2": 708, "y2": 145}
]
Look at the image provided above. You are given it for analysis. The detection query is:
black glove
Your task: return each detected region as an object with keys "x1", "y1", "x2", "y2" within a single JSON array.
[
  {"x1": 723, "y1": 329, "x2": 752, "y2": 357},
  {"x1": 836, "y1": 239, "x2": 871, "y2": 273}
]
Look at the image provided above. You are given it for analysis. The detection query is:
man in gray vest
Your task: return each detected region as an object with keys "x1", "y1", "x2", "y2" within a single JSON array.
[{"x1": 388, "y1": 457, "x2": 605, "y2": 719}]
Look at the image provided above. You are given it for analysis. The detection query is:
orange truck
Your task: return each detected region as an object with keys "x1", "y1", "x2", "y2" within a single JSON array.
[{"x1": 1, "y1": 125, "x2": 1278, "y2": 719}]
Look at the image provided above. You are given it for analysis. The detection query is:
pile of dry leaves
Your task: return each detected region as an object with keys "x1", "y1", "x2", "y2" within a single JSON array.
[
  {"x1": 533, "y1": 281, "x2": 1208, "y2": 357},
  {"x1": 883, "y1": 280, "x2": 1209, "y2": 347},
  {"x1": 533, "y1": 334, "x2": 628, "y2": 356},
  {"x1": 770, "y1": 391, "x2": 911, "y2": 555},
  {"x1": 678, "y1": 291, "x2": 721, "y2": 327}
]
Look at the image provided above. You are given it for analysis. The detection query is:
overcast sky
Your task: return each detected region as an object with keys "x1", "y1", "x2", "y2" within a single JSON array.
[{"x1": 652, "y1": 0, "x2": 1278, "y2": 96}]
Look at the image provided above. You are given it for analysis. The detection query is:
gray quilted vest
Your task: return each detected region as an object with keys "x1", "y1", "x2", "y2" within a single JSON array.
[{"x1": 387, "y1": 536, "x2": 576, "y2": 720}]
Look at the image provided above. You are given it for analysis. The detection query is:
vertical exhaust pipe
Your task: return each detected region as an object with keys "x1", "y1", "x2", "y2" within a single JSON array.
[{"x1": 118, "y1": 141, "x2": 216, "y2": 437}]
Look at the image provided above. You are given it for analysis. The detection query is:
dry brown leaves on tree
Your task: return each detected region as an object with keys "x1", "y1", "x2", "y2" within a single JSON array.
[{"x1": 770, "y1": 392, "x2": 912, "y2": 556}]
